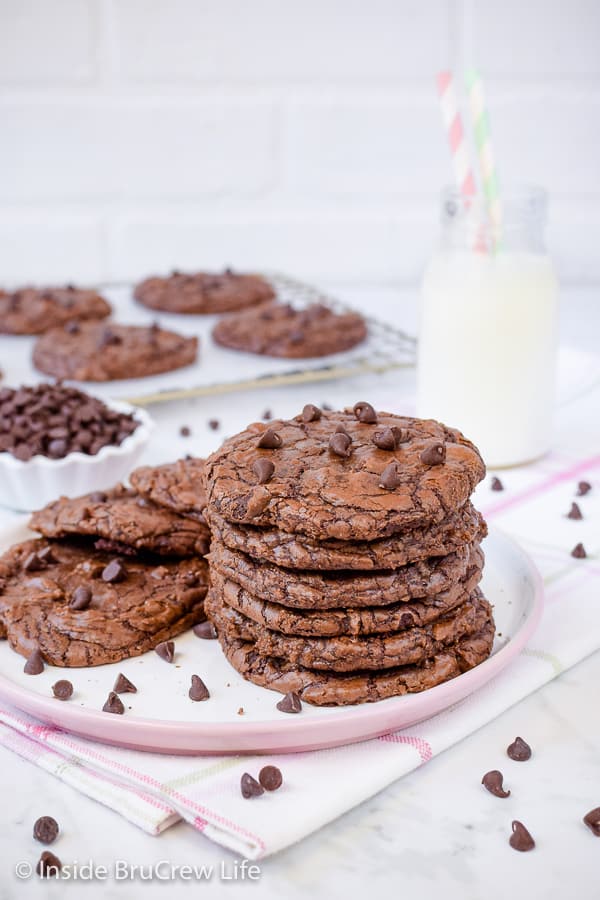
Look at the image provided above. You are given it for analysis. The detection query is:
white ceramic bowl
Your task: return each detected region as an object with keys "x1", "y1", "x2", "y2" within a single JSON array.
[{"x1": 0, "y1": 400, "x2": 154, "y2": 512}]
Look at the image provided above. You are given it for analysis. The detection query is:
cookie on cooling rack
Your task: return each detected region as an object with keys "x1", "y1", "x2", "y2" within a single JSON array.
[{"x1": 134, "y1": 269, "x2": 275, "y2": 315}]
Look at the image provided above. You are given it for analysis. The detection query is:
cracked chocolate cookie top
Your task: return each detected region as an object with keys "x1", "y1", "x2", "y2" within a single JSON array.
[
  {"x1": 134, "y1": 270, "x2": 275, "y2": 315},
  {"x1": 130, "y1": 457, "x2": 207, "y2": 523},
  {"x1": 204, "y1": 407, "x2": 485, "y2": 541}
]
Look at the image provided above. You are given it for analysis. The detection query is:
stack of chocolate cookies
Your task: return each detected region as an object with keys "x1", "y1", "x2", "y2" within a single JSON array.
[{"x1": 204, "y1": 404, "x2": 494, "y2": 706}]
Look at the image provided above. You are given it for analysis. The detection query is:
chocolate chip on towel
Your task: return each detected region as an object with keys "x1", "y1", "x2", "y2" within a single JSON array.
[
  {"x1": 259, "y1": 765, "x2": 283, "y2": 792},
  {"x1": 241, "y1": 773, "x2": 264, "y2": 799}
]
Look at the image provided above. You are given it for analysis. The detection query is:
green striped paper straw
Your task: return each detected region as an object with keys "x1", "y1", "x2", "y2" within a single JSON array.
[{"x1": 465, "y1": 68, "x2": 502, "y2": 249}]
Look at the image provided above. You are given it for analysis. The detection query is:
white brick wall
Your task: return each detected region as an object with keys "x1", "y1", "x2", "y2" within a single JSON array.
[{"x1": 0, "y1": 0, "x2": 599, "y2": 287}]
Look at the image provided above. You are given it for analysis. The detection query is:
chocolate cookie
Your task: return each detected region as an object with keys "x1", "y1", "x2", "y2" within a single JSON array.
[
  {"x1": 212, "y1": 303, "x2": 367, "y2": 358},
  {"x1": 0, "y1": 539, "x2": 208, "y2": 666},
  {"x1": 32, "y1": 321, "x2": 198, "y2": 382},
  {"x1": 208, "y1": 502, "x2": 487, "y2": 571},
  {"x1": 204, "y1": 409, "x2": 485, "y2": 541},
  {"x1": 208, "y1": 587, "x2": 491, "y2": 672},
  {"x1": 0, "y1": 286, "x2": 111, "y2": 335},
  {"x1": 134, "y1": 270, "x2": 275, "y2": 315},
  {"x1": 210, "y1": 540, "x2": 483, "y2": 609},
  {"x1": 216, "y1": 620, "x2": 495, "y2": 706},
  {"x1": 29, "y1": 485, "x2": 210, "y2": 558},
  {"x1": 130, "y1": 457, "x2": 207, "y2": 524},
  {"x1": 207, "y1": 555, "x2": 483, "y2": 636}
]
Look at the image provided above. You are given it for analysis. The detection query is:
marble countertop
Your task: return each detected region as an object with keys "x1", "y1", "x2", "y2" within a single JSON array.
[{"x1": 1, "y1": 285, "x2": 598, "y2": 900}]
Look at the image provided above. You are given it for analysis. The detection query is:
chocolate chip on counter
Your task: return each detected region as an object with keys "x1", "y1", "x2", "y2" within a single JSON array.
[
  {"x1": 420, "y1": 442, "x2": 446, "y2": 466},
  {"x1": 102, "y1": 691, "x2": 125, "y2": 714},
  {"x1": 36, "y1": 850, "x2": 62, "y2": 877},
  {"x1": 113, "y1": 673, "x2": 137, "y2": 694},
  {"x1": 567, "y1": 502, "x2": 583, "y2": 520},
  {"x1": 259, "y1": 765, "x2": 283, "y2": 792},
  {"x1": 577, "y1": 481, "x2": 592, "y2": 496},
  {"x1": 179, "y1": 425, "x2": 191, "y2": 437},
  {"x1": 353, "y1": 401, "x2": 377, "y2": 424},
  {"x1": 583, "y1": 807, "x2": 600, "y2": 836},
  {"x1": 302, "y1": 404, "x2": 322, "y2": 423},
  {"x1": 509, "y1": 820, "x2": 535, "y2": 852},
  {"x1": 24, "y1": 649, "x2": 45, "y2": 675},
  {"x1": 155, "y1": 640, "x2": 175, "y2": 663},
  {"x1": 491, "y1": 476, "x2": 504, "y2": 491},
  {"x1": 261, "y1": 409, "x2": 272, "y2": 421},
  {"x1": 70, "y1": 585, "x2": 92, "y2": 610},
  {"x1": 193, "y1": 621, "x2": 218, "y2": 640},
  {"x1": 276, "y1": 691, "x2": 302, "y2": 714},
  {"x1": 329, "y1": 432, "x2": 352, "y2": 458},
  {"x1": 33, "y1": 816, "x2": 59, "y2": 844},
  {"x1": 241, "y1": 773, "x2": 264, "y2": 799},
  {"x1": 253, "y1": 458, "x2": 275, "y2": 484},
  {"x1": 101, "y1": 559, "x2": 126, "y2": 583},
  {"x1": 507, "y1": 736, "x2": 532, "y2": 761},
  {"x1": 372, "y1": 428, "x2": 397, "y2": 450},
  {"x1": 571, "y1": 542, "x2": 587, "y2": 559},
  {"x1": 52, "y1": 680, "x2": 73, "y2": 701},
  {"x1": 257, "y1": 428, "x2": 282, "y2": 450},
  {"x1": 208, "y1": 419, "x2": 220, "y2": 431},
  {"x1": 379, "y1": 461, "x2": 400, "y2": 490},
  {"x1": 189, "y1": 674, "x2": 210, "y2": 701},
  {"x1": 481, "y1": 770, "x2": 510, "y2": 798}
]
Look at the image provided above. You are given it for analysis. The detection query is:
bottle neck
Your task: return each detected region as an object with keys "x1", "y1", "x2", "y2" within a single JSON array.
[{"x1": 439, "y1": 186, "x2": 548, "y2": 254}]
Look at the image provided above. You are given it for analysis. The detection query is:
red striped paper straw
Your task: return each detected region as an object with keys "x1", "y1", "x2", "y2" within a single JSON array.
[{"x1": 436, "y1": 71, "x2": 477, "y2": 200}]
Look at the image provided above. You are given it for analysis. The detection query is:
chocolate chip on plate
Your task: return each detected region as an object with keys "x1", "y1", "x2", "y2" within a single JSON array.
[
  {"x1": 481, "y1": 770, "x2": 510, "y2": 798},
  {"x1": 379, "y1": 461, "x2": 400, "y2": 490},
  {"x1": 33, "y1": 816, "x2": 59, "y2": 844},
  {"x1": 36, "y1": 850, "x2": 62, "y2": 877},
  {"x1": 577, "y1": 481, "x2": 592, "y2": 496},
  {"x1": 70, "y1": 585, "x2": 92, "y2": 610},
  {"x1": 24, "y1": 648, "x2": 45, "y2": 675},
  {"x1": 253, "y1": 458, "x2": 274, "y2": 484},
  {"x1": 240, "y1": 773, "x2": 264, "y2": 799},
  {"x1": 259, "y1": 765, "x2": 283, "y2": 792},
  {"x1": 276, "y1": 691, "x2": 302, "y2": 714},
  {"x1": 420, "y1": 442, "x2": 446, "y2": 466},
  {"x1": 491, "y1": 476, "x2": 504, "y2": 491},
  {"x1": 567, "y1": 502, "x2": 583, "y2": 520},
  {"x1": 257, "y1": 428, "x2": 282, "y2": 450},
  {"x1": 113, "y1": 673, "x2": 137, "y2": 694},
  {"x1": 509, "y1": 820, "x2": 535, "y2": 852},
  {"x1": 353, "y1": 401, "x2": 377, "y2": 424},
  {"x1": 102, "y1": 691, "x2": 125, "y2": 715},
  {"x1": 193, "y1": 621, "x2": 217, "y2": 640},
  {"x1": 583, "y1": 807, "x2": 600, "y2": 836},
  {"x1": 302, "y1": 404, "x2": 321, "y2": 423},
  {"x1": 189, "y1": 674, "x2": 210, "y2": 701},
  {"x1": 155, "y1": 640, "x2": 175, "y2": 663},
  {"x1": 571, "y1": 542, "x2": 587, "y2": 559},
  {"x1": 507, "y1": 736, "x2": 532, "y2": 761},
  {"x1": 329, "y1": 432, "x2": 352, "y2": 458},
  {"x1": 52, "y1": 680, "x2": 73, "y2": 701},
  {"x1": 101, "y1": 559, "x2": 126, "y2": 583}
]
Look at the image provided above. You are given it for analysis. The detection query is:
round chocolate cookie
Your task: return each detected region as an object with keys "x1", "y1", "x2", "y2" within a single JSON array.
[
  {"x1": 29, "y1": 485, "x2": 210, "y2": 558},
  {"x1": 208, "y1": 559, "x2": 483, "y2": 637},
  {"x1": 32, "y1": 321, "x2": 198, "y2": 382},
  {"x1": 208, "y1": 587, "x2": 491, "y2": 672},
  {"x1": 215, "y1": 620, "x2": 495, "y2": 706},
  {"x1": 134, "y1": 270, "x2": 275, "y2": 315},
  {"x1": 0, "y1": 539, "x2": 208, "y2": 666},
  {"x1": 0, "y1": 286, "x2": 111, "y2": 335},
  {"x1": 212, "y1": 303, "x2": 367, "y2": 359},
  {"x1": 210, "y1": 540, "x2": 483, "y2": 610},
  {"x1": 130, "y1": 457, "x2": 207, "y2": 524},
  {"x1": 204, "y1": 408, "x2": 486, "y2": 541},
  {"x1": 208, "y1": 503, "x2": 487, "y2": 571}
]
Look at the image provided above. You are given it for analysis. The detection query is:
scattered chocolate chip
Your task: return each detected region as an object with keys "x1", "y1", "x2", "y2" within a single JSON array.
[
  {"x1": 567, "y1": 502, "x2": 583, "y2": 520},
  {"x1": 372, "y1": 428, "x2": 397, "y2": 450},
  {"x1": 155, "y1": 640, "x2": 175, "y2": 663},
  {"x1": 253, "y1": 458, "x2": 274, "y2": 484},
  {"x1": 33, "y1": 816, "x2": 59, "y2": 844},
  {"x1": 70, "y1": 585, "x2": 92, "y2": 610},
  {"x1": 23, "y1": 551, "x2": 45, "y2": 572},
  {"x1": 180, "y1": 426, "x2": 191, "y2": 437},
  {"x1": 420, "y1": 442, "x2": 446, "y2": 466},
  {"x1": 101, "y1": 559, "x2": 126, "y2": 583},
  {"x1": 276, "y1": 691, "x2": 302, "y2": 713},
  {"x1": 193, "y1": 621, "x2": 217, "y2": 640},
  {"x1": 329, "y1": 432, "x2": 352, "y2": 458},
  {"x1": 24, "y1": 649, "x2": 44, "y2": 675},
  {"x1": 102, "y1": 691, "x2": 125, "y2": 714},
  {"x1": 353, "y1": 401, "x2": 377, "y2": 424},
  {"x1": 52, "y1": 680, "x2": 73, "y2": 701},
  {"x1": 379, "y1": 461, "x2": 400, "y2": 490},
  {"x1": 259, "y1": 765, "x2": 283, "y2": 792},
  {"x1": 577, "y1": 481, "x2": 592, "y2": 496},
  {"x1": 509, "y1": 820, "x2": 535, "y2": 852},
  {"x1": 257, "y1": 428, "x2": 282, "y2": 449},
  {"x1": 583, "y1": 807, "x2": 600, "y2": 836},
  {"x1": 571, "y1": 542, "x2": 587, "y2": 559},
  {"x1": 241, "y1": 773, "x2": 264, "y2": 799},
  {"x1": 208, "y1": 419, "x2": 220, "y2": 431},
  {"x1": 491, "y1": 476, "x2": 504, "y2": 491},
  {"x1": 482, "y1": 770, "x2": 510, "y2": 798},
  {"x1": 36, "y1": 850, "x2": 62, "y2": 877},
  {"x1": 261, "y1": 409, "x2": 272, "y2": 421},
  {"x1": 507, "y1": 736, "x2": 532, "y2": 761},
  {"x1": 113, "y1": 673, "x2": 137, "y2": 694},
  {"x1": 189, "y1": 674, "x2": 210, "y2": 701},
  {"x1": 302, "y1": 404, "x2": 322, "y2": 423}
]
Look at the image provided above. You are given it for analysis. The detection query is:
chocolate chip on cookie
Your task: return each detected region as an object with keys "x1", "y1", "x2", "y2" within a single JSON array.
[
  {"x1": 420, "y1": 442, "x2": 446, "y2": 466},
  {"x1": 353, "y1": 401, "x2": 377, "y2": 424},
  {"x1": 257, "y1": 429, "x2": 282, "y2": 450},
  {"x1": 253, "y1": 458, "x2": 275, "y2": 484}
]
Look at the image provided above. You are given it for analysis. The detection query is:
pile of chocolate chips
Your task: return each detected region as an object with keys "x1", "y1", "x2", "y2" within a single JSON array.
[{"x1": 0, "y1": 383, "x2": 139, "y2": 461}]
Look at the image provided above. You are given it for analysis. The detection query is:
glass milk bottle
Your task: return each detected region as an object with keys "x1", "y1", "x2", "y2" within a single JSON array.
[{"x1": 417, "y1": 187, "x2": 559, "y2": 468}]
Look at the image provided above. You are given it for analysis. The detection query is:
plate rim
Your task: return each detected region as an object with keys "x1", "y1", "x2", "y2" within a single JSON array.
[{"x1": 0, "y1": 523, "x2": 544, "y2": 755}]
